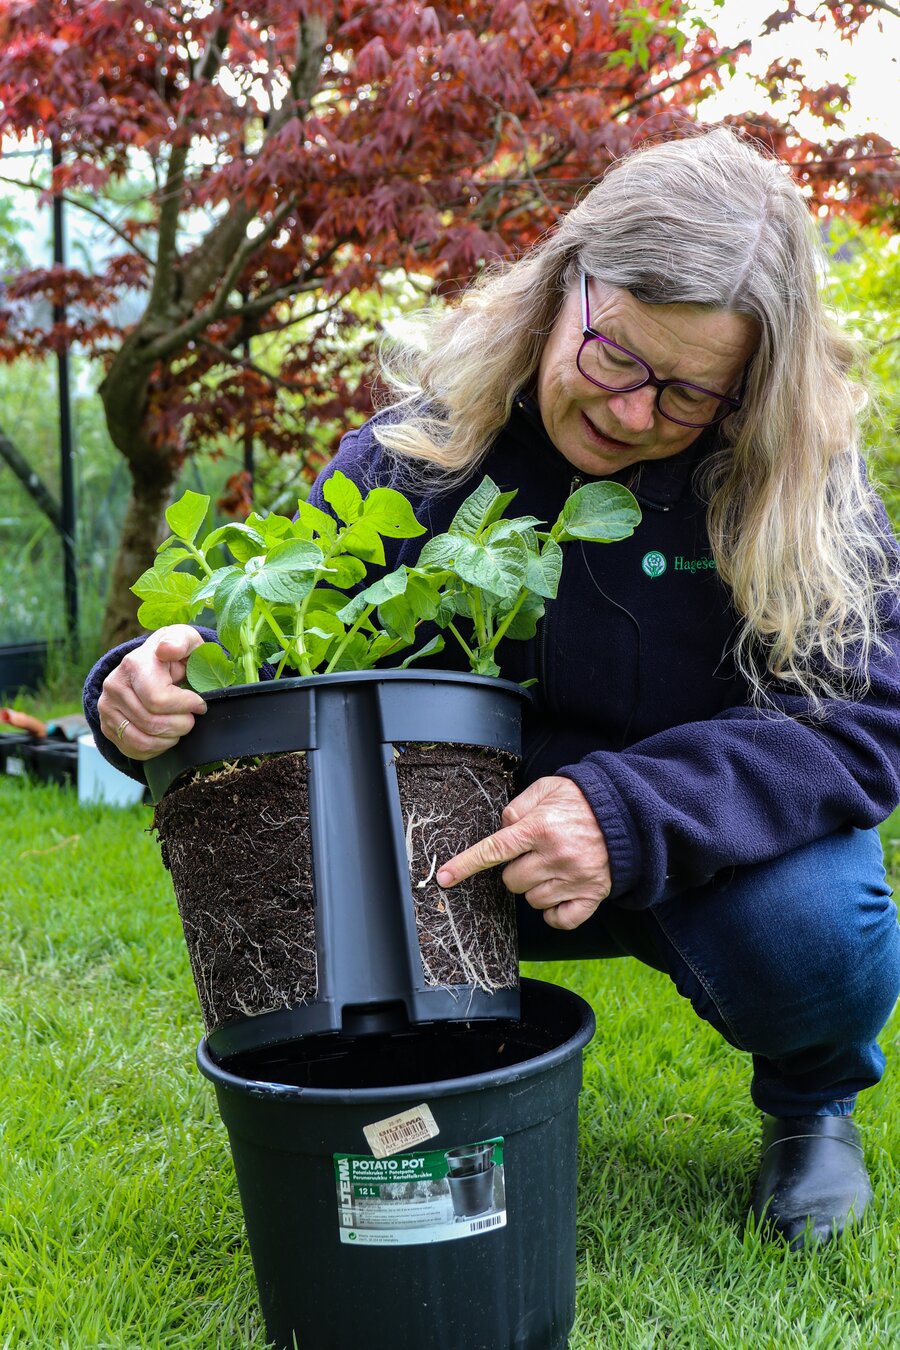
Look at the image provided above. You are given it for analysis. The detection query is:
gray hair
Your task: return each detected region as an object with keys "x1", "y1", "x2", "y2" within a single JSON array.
[{"x1": 377, "y1": 126, "x2": 895, "y2": 703}]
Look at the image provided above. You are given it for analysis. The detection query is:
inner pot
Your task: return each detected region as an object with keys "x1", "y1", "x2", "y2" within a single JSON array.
[{"x1": 148, "y1": 671, "x2": 530, "y2": 1054}]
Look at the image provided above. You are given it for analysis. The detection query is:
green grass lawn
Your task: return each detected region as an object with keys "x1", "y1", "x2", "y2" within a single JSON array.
[{"x1": 1, "y1": 776, "x2": 898, "y2": 1349}]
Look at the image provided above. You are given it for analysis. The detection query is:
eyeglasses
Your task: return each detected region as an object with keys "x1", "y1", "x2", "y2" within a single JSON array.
[{"x1": 577, "y1": 273, "x2": 745, "y2": 429}]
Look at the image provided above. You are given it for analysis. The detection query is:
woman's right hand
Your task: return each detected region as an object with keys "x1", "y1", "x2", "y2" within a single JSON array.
[{"x1": 97, "y1": 624, "x2": 208, "y2": 761}]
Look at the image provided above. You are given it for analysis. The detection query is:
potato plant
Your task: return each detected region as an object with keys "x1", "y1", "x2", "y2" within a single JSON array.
[{"x1": 131, "y1": 472, "x2": 641, "y2": 691}]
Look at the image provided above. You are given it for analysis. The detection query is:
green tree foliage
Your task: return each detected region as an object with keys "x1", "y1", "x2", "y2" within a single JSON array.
[
  {"x1": 0, "y1": 0, "x2": 897, "y2": 644},
  {"x1": 825, "y1": 221, "x2": 900, "y2": 528}
]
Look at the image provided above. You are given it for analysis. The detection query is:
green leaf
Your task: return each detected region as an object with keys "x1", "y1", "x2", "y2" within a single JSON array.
[
  {"x1": 153, "y1": 546, "x2": 194, "y2": 577},
  {"x1": 472, "y1": 653, "x2": 501, "y2": 678},
  {"x1": 484, "y1": 515, "x2": 543, "y2": 546},
  {"x1": 135, "y1": 596, "x2": 196, "y2": 630},
  {"x1": 293, "y1": 500, "x2": 338, "y2": 541},
  {"x1": 131, "y1": 566, "x2": 194, "y2": 602},
  {"x1": 186, "y1": 643, "x2": 239, "y2": 692},
  {"x1": 526, "y1": 539, "x2": 563, "y2": 599},
  {"x1": 360, "y1": 567, "x2": 409, "y2": 607},
  {"x1": 303, "y1": 611, "x2": 345, "y2": 668},
  {"x1": 433, "y1": 591, "x2": 461, "y2": 628},
  {"x1": 322, "y1": 471, "x2": 363, "y2": 525},
  {"x1": 132, "y1": 569, "x2": 200, "y2": 629},
  {"x1": 448, "y1": 477, "x2": 503, "y2": 538},
  {"x1": 305, "y1": 610, "x2": 346, "y2": 640},
  {"x1": 503, "y1": 592, "x2": 545, "y2": 641},
  {"x1": 416, "y1": 533, "x2": 459, "y2": 570},
  {"x1": 201, "y1": 522, "x2": 266, "y2": 564},
  {"x1": 326, "y1": 554, "x2": 367, "y2": 590},
  {"x1": 404, "y1": 571, "x2": 443, "y2": 620},
  {"x1": 214, "y1": 570, "x2": 256, "y2": 652},
  {"x1": 247, "y1": 539, "x2": 325, "y2": 605},
  {"x1": 361, "y1": 487, "x2": 426, "y2": 539},
  {"x1": 377, "y1": 592, "x2": 418, "y2": 644},
  {"x1": 336, "y1": 567, "x2": 407, "y2": 625},
  {"x1": 331, "y1": 632, "x2": 371, "y2": 671},
  {"x1": 555, "y1": 483, "x2": 641, "y2": 544},
  {"x1": 339, "y1": 519, "x2": 386, "y2": 566},
  {"x1": 165, "y1": 490, "x2": 209, "y2": 544},
  {"x1": 366, "y1": 633, "x2": 402, "y2": 663},
  {"x1": 249, "y1": 512, "x2": 294, "y2": 546},
  {"x1": 334, "y1": 593, "x2": 371, "y2": 627},
  {"x1": 481, "y1": 488, "x2": 520, "y2": 531},
  {"x1": 303, "y1": 587, "x2": 352, "y2": 616},
  {"x1": 192, "y1": 565, "x2": 241, "y2": 608},
  {"x1": 433, "y1": 588, "x2": 472, "y2": 625},
  {"x1": 453, "y1": 533, "x2": 530, "y2": 601},
  {"x1": 399, "y1": 634, "x2": 445, "y2": 668}
]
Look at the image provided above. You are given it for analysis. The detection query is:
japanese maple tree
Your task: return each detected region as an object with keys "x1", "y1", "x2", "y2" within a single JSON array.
[{"x1": 0, "y1": 0, "x2": 896, "y2": 646}]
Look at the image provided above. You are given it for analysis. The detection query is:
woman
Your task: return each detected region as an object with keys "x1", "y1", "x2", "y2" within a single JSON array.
[{"x1": 86, "y1": 127, "x2": 900, "y2": 1250}]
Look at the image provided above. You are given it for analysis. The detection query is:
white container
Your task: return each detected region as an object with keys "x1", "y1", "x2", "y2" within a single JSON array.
[{"x1": 77, "y1": 733, "x2": 146, "y2": 807}]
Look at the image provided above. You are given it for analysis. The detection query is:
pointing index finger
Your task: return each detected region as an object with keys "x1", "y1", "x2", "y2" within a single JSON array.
[{"x1": 436, "y1": 823, "x2": 528, "y2": 888}]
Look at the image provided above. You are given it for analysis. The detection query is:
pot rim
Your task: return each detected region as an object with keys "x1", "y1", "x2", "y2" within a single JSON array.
[
  {"x1": 196, "y1": 977, "x2": 595, "y2": 1106},
  {"x1": 198, "y1": 667, "x2": 531, "y2": 707}
]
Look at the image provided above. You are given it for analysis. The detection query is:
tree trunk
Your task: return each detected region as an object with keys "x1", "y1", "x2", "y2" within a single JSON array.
[
  {"x1": 100, "y1": 459, "x2": 179, "y2": 650},
  {"x1": 97, "y1": 329, "x2": 182, "y2": 649}
]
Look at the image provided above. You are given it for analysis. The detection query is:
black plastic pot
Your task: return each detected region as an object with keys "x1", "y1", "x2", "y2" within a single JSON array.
[
  {"x1": 0, "y1": 641, "x2": 50, "y2": 698},
  {"x1": 146, "y1": 670, "x2": 529, "y2": 1057},
  {"x1": 23, "y1": 739, "x2": 79, "y2": 785},
  {"x1": 198, "y1": 977, "x2": 595, "y2": 1350},
  {"x1": 0, "y1": 731, "x2": 34, "y2": 778}
]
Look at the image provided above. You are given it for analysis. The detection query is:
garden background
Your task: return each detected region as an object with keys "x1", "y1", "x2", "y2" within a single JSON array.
[{"x1": 1, "y1": 1, "x2": 899, "y2": 1346}]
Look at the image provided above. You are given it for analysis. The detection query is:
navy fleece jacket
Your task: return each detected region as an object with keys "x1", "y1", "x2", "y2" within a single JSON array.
[{"x1": 83, "y1": 398, "x2": 900, "y2": 908}]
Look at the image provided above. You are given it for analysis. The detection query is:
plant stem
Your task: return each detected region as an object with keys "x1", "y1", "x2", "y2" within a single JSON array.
[
  {"x1": 324, "y1": 605, "x2": 374, "y2": 674},
  {"x1": 185, "y1": 540, "x2": 214, "y2": 577},
  {"x1": 490, "y1": 591, "x2": 528, "y2": 647},
  {"x1": 239, "y1": 623, "x2": 258, "y2": 683},
  {"x1": 469, "y1": 590, "x2": 489, "y2": 649},
  {"x1": 294, "y1": 557, "x2": 341, "y2": 670},
  {"x1": 262, "y1": 609, "x2": 310, "y2": 676},
  {"x1": 447, "y1": 621, "x2": 475, "y2": 663}
]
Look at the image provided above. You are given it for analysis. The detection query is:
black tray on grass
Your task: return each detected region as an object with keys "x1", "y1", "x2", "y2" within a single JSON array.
[
  {"x1": 23, "y1": 740, "x2": 79, "y2": 785},
  {"x1": 0, "y1": 731, "x2": 35, "y2": 778}
]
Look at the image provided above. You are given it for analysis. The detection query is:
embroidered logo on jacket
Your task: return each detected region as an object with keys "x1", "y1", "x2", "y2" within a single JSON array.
[{"x1": 641, "y1": 551, "x2": 667, "y2": 578}]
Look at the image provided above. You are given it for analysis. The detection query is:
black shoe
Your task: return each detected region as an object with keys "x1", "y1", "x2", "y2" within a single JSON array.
[{"x1": 749, "y1": 1115, "x2": 872, "y2": 1250}]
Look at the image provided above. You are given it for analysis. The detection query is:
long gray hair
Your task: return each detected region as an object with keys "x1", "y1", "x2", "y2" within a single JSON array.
[{"x1": 376, "y1": 126, "x2": 896, "y2": 703}]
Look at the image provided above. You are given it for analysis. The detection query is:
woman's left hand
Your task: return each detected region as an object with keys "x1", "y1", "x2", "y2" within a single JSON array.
[{"x1": 436, "y1": 776, "x2": 611, "y2": 930}]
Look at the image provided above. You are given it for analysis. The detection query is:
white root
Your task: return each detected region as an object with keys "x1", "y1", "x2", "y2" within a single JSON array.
[
  {"x1": 461, "y1": 764, "x2": 496, "y2": 809},
  {"x1": 417, "y1": 853, "x2": 439, "y2": 889}
]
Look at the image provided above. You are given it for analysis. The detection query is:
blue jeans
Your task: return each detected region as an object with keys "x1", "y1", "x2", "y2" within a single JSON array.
[{"x1": 517, "y1": 827, "x2": 900, "y2": 1117}]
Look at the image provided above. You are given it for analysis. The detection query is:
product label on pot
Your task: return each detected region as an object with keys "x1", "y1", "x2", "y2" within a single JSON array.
[{"x1": 334, "y1": 1138, "x2": 506, "y2": 1246}]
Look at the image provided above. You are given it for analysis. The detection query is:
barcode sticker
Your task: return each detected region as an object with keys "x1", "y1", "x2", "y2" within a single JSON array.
[
  {"x1": 469, "y1": 1213, "x2": 505, "y2": 1233},
  {"x1": 363, "y1": 1103, "x2": 439, "y2": 1158}
]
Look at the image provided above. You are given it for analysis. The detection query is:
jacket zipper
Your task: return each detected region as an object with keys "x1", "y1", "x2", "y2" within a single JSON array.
[{"x1": 537, "y1": 472, "x2": 584, "y2": 692}]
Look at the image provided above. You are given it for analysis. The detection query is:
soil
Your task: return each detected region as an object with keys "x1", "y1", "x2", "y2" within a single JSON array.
[
  {"x1": 395, "y1": 743, "x2": 519, "y2": 991},
  {"x1": 153, "y1": 753, "x2": 316, "y2": 1032},
  {"x1": 153, "y1": 742, "x2": 520, "y2": 1034}
]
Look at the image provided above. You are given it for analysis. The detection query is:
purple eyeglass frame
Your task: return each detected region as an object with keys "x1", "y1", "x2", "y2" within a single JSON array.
[{"x1": 578, "y1": 273, "x2": 745, "y2": 429}]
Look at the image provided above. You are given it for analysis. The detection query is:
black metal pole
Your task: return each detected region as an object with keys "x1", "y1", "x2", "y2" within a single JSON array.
[
  {"x1": 242, "y1": 293, "x2": 254, "y2": 506},
  {"x1": 51, "y1": 139, "x2": 79, "y2": 641}
]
